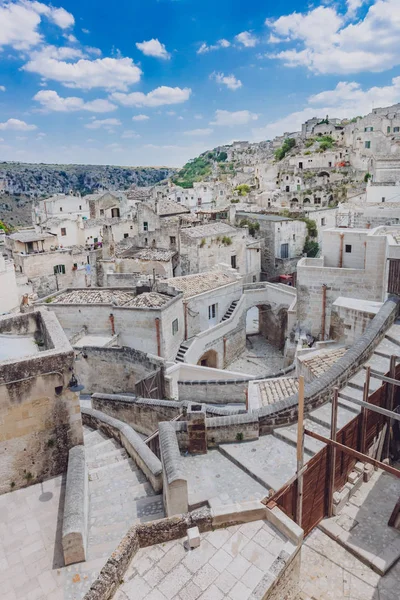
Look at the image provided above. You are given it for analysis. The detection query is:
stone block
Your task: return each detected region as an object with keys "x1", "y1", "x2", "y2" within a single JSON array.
[
  {"x1": 347, "y1": 470, "x2": 358, "y2": 484},
  {"x1": 364, "y1": 464, "x2": 374, "y2": 482},
  {"x1": 187, "y1": 526, "x2": 200, "y2": 549},
  {"x1": 265, "y1": 506, "x2": 303, "y2": 545},
  {"x1": 212, "y1": 500, "x2": 267, "y2": 527},
  {"x1": 354, "y1": 461, "x2": 364, "y2": 474}
]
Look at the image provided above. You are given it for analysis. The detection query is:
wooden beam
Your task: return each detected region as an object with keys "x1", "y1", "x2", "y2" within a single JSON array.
[
  {"x1": 338, "y1": 393, "x2": 400, "y2": 423},
  {"x1": 327, "y1": 387, "x2": 338, "y2": 517},
  {"x1": 304, "y1": 429, "x2": 400, "y2": 478},
  {"x1": 360, "y1": 366, "x2": 370, "y2": 455},
  {"x1": 296, "y1": 375, "x2": 305, "y2": 527},
  {"x1": 385, "y1": 355, "x2": 397, "y2": 460},
  {"x1": 365, "y1": 369, "x2": 400, "y2": 387}
]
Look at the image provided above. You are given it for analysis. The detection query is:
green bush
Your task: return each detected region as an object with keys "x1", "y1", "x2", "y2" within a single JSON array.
[
  {"x1": 221, "y1": 236, "x2": 232, "y2": 246},
  {"x1": 274, "y1": 138, "x2": 296, "y2": 161},
  {"x1": 364, "y1": 172, "x2": 372, "y2": 182},
  {"x1": 235, "y1": 184, "x2": 250, "y2": 196},
  {"x1": 305, "y1": 139, "x2": 314, "y2": 148},
  {"x1": 303, "y1": 238, "x2": 319, "y2": 257}
]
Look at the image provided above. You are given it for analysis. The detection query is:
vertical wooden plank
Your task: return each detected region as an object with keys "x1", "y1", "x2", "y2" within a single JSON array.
[
  {"x1": 328, "y1": 387, "x2": 339, "y2": 517},
  {"x1": 360, "y1": 366, "x2": 371, "y2": 455},
  {"x1": 385, "y1": 355, "x2": 397, "y2": 460},
  {"x1": 296, "y1": 375, "x2": 305, "y2": 527}
]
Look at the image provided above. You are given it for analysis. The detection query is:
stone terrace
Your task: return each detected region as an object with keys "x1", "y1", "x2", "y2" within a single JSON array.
[{"x1": 114, "y1": 519, "x2": 297, "y2": 600}]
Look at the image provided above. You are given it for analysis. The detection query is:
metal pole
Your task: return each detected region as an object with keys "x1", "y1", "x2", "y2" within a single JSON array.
[
  {"x1": 328, "y1": 387, "x2": 339, "y2": 517},
  {"x1": 296, "y1": 375, "x2": 305, "y2": 527}
]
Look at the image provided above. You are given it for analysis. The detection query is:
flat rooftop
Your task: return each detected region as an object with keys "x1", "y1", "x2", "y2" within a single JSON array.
[
  {"x1": 182, "y1": 222, "x2": 237, "y2": 238},
  {"x1": 165, "y1": 271, "x2": 237, "y2": 298},
  {"x1": 0, "y1": 333, "x2": 39, "y2": 361},
  {"x1": 8, "y1": 230, "x2": 55, "y2": 243},
  {"x1": 49, "y1": 289, "x2": 171, "y2": 308},
  {"x1": 121, "y1": 247, "x2": 177, "y2": 261}
]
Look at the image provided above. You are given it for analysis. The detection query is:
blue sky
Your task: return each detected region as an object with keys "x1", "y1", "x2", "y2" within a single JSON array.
[{"x1": 0, "y1": 0, "x2": 400, "y2": 167}]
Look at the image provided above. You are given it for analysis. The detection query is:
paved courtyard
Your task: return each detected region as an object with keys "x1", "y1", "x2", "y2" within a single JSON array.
[
  {"x1": 114, "y1": 518, "x2": 296, "y2": 600},
  {"x1": 227, "y1": 335, "x2": 285, "y2": 377}
]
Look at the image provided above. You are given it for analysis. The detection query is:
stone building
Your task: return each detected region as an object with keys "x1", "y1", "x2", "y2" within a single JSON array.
[
  {"x1": 38, "y1": 287, "x2": 185, "y2": 360},
  {"x1": 297, "y1": 225, "x2": 400, "y2": 338},
  {"x1": 179, "y1": 221, "x2": 260, "y2": 281},
  {"x1": 0, "y1": 309, "x2": 83, "y2": 494},
  {"x1": 32, "y1": 192, "x2": 90, "y2": 226},
  {"x1": 236, "y1": 212, "x2": 307, "y2": 277}
]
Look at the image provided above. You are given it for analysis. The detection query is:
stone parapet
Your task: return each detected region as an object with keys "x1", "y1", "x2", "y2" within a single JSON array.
[
  {"x1": 62, "y1": 445, "x2": 88, "y2": 566},
  {"x1": 159, "y1": 421, "x2": 188, "y2": 516}
]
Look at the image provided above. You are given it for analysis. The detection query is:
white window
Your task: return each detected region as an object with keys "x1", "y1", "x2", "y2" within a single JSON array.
[
  {"x1": 177, "y1": 197, "x2": 181, "y2": 203},
  {"x1": 208, "y1": 304, "x2": 217, "y2": 320},
  {"x1": 197, "y1": 198, "x2": 202, "y2": 206},
  {"x1": 172, "y1": 319, "x2": 178, "y2": 335},
  {"x1": 61, "y1": 227, "x2": 67, "y2": 236},
  {"x1": 54, "y1": 264, "x2": 65, "y2": 274},
  {"x1": 321, "y1": 218, "x2": 326, "y2": 226},
  {"x1": 143, "y1": 221, "x2": 148, "y2": 231},
  {"x1": 79, "y1": 205, "x2": 82, "y2": 210},
  {"x1": 382, "y1": 197, "x2": 385, "y2": 203},
  {"x1": 59, "y1": 207, "x2": 63, "y2": 212}
]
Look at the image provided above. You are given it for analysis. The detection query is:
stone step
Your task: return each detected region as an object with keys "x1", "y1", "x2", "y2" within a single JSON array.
[
  {"x1": 309, "y1": 402, "x2": 357, "y2": 431},
  {"x1": 364, "y1": 353, "x2": 391, "y2": 374},
  {"x1": 337, "y1": 386, "x2": 363, "y2": 413},
  {"x1": 87, "y1": 447, "x2": 128, "y2": 469},
  {"x1": 347, "y1": 369, "x2": 381, "y2": 392},
  {"x1": 375, "y1": 336, "x2": 400, "y2": 358},
  {"x1": 85, "y1": 437, "x2": 120, "y2": 458},
  {"x1": 220, "y1": 436, "x2": 298, "y2": 493},
  {"x1": 274, "y1": 419, "x2": 329, "y2": 455},
  {"x1": 83, "y1": 428, "x2": 109, "y2": 448},
  {"x1": 89, "y1": 456, "x2": 141, "y2": 477}
]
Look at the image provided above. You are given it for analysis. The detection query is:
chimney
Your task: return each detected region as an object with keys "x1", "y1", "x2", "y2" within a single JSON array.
[
  {"x1": 102, "y1": 224, "x2": 115, "y2": 260},
  {"x1": 187, "y1": 403, "x2": 207, "y2": 454}
]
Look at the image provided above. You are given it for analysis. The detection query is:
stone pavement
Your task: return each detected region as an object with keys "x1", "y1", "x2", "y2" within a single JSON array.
[
  {"x1": 181, "y1": 448, "x2": 268, "y2": 509},
  {"x1": 114, "y1": 518, "x2": 297, "y2": 600},
  {"x1": 319, "y1": 469, "x2": 400, "y2": 575},
  {"x1": 227, "y1": 335, "x2": 285, "y2": 377},
  {"x1": 0, "y1": 474, "x2": 106, "y2": 600},
  {"x1": 298, "y1": 528, "x2": 400, "y2": 600}
]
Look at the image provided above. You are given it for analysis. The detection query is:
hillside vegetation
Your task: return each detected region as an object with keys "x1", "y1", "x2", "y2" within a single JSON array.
[{"x1": 171, "y1": 150, "x2": 232, "y2": 188}]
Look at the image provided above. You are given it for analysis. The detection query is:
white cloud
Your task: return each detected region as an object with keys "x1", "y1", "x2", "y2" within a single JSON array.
[
  {"x1": 211, "y1": 72, "x2": 242, "y2": 91},
  {"x1": 112, "y1": 86, "x2": 191, "y2": 107},
  {"x1": 82, "y1": 28, "x2": 90, "y2": 34},
  {"x1": 166, "y1": 111, "x2": 176, "y2": 116},
  {"x1": 0, "y1": 86, "x2": 5, "y2": 92},
  {"x1": 197, "y1": 39, "x2": 231, "y2": 54},
  {"x1": 132, "y1": 114, "x2": 149, "y2": 121},
  {"x1": 0, "y1": 118, "x2": 37, "y2": 131},
  {"x1": 64, "y1": 33, "x2": 78, "y2": 44},
  {"x1": 136, "y1": 38, "x2": 171, "y2": 59},
  {"x1": 183, "y1": 128, "x2": 213, "y2": 136},
  {"x1": 252, "y1": 77, "x2": 400, "y2": 140},
  {"x1": 85, "y1": 118, "x2": 121, "y2": 129},
  {"x1": 47, "y1": 6, "x2": 74, "y2": 29},
  {"x1": 210, "y1": 109, "x2": 258, "y2": 126},
  {"x1": 235, "y1": 31, "x2": 258, "y2": 47},
  {"x1": 267, "y1": 1, "x2": 400, "y2": 74},
  {"x1": 121, "y1": 130, "x2": 140, "y2": 139},
  {"x1": 23, "y1": 47, "x2": 142, "y2": 90},
  {"x1": 33, "y1": 90, "x2": 117, "y2": 112},
  {"x1": 194, "y1": 114, "x2": 203, "y2": 119}
]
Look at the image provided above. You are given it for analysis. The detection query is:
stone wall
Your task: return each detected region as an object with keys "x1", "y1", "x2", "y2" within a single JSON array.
[
  {"x1": 177, "y1": 379, "x2": 248, "y2": 404},
  {"x1": 75, "y1": 346, "x2": 163, "y2": 395},
  {"x1": 92, "y1": 394, "x2": 182, "y2": 436},
  {"x1": 0, "y1": 310, "x2": 83, "y2": 494}
]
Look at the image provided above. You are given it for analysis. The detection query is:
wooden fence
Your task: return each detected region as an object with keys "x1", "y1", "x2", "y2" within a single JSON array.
[
  {"x1": 135, "y1": 368, "x2": 165, "y2": 399},
  {"x1": 269, "y1": 366, "x2": 399, "y2": 536}
]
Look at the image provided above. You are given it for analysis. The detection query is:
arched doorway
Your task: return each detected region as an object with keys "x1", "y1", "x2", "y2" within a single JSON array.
[
  {"x1": 197, "y1": 349, "x2": 218, "y2": 368},
  {"x1": 290, "y1": 198, "x2": 299, "y2": 209}
]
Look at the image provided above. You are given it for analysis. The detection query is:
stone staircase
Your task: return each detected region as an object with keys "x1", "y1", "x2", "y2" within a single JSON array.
[
  {"x1": 221, "y1": 299, "x2": 238, "y2": 322},
  {"x1": 83, "y1": 425, "x2": 165, "y2": 561},
  {"x1": 220, "y1": 319, "x2": 400, "y2": 497},
  {"x1": 176, "y1": 340, "x2": 190, "y2": 362}
]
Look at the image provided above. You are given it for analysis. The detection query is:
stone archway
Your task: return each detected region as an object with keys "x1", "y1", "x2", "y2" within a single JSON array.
[
  {"x1": 258, "y1": 304, "x2": 288, "y2": 350},
  {"x1": 197, "y1": 349, "x2": 218, "y2": 368}
]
